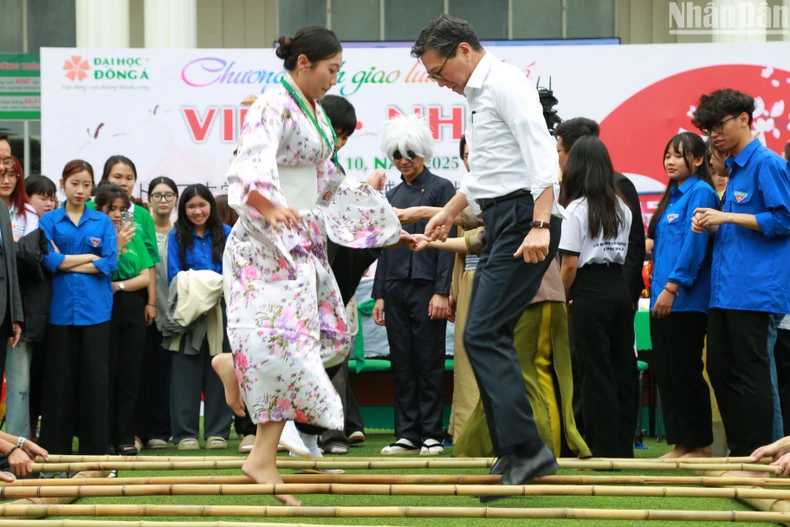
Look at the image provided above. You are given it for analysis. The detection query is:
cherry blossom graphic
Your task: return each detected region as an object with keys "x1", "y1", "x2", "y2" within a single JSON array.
[{"x1": 63, "y1": 56, "x2": 90, "y2": 82}]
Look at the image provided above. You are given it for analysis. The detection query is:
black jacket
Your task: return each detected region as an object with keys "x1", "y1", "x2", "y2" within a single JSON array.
[
  {"x1": 15, "y1": 229, "x2": 51, "y2": 342},
  {"x1": 615, "y1": 172, "x2": 646, "y2": 306}
]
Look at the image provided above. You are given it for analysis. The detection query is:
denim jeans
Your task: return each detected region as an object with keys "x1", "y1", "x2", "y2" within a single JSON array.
[
  {"x1": 5, "y1": 341, "x2": 32, "y2": 438},
  {"x1": 768, "y1": 314, "x2": 785, "y2": 442}
]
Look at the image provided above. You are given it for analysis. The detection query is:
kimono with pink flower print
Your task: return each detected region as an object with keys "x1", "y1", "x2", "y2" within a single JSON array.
[{"x1": 224, "y1": 77, "x2": 400, "y2": 430}]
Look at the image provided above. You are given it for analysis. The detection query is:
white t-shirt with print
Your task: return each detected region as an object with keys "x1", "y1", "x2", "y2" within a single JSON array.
[
  {"x1": 559, "y1": 196, "x2": 632, "y2": 268},
  {"x1": 9, "y1": 203, "x2": 39, "y2": 239}
]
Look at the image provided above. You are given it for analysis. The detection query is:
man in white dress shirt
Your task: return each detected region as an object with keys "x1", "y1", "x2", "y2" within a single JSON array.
[{"x1": 414, "y1": 14, "x2": 562, "y2": 498}]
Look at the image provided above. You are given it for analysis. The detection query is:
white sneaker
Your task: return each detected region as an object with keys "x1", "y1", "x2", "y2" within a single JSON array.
[
  {"x1": 290, "y1": 431, "x2": 342, "y2": 473},
  {"x1": 279, "y1": 421, "x2": 310, "y2": 457},
  {"x1": 381, "y1": 438, "x2": 419, "y2": 455}
]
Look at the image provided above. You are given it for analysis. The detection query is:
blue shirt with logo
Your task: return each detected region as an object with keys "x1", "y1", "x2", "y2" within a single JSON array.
[
  {"x1": 651, "y1": 175, "x2": 719, "y2": 313},
  {"x1": 167, "y1": 225, "x2": 231, "y2": 285},
  {"x1": 710, "y1": 139, "x2": 790, "y2": 313},
  {"x1": 40, "y1": 206, "x2": 118, "y2": 326}
]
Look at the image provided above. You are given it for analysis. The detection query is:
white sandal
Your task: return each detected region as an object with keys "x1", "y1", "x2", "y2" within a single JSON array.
[{"x1": 420, "y1": 438, "x2": 444, "y2": 456}]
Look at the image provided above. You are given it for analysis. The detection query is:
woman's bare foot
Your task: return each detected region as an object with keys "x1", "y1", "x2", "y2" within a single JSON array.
[
  {"x1": 660, "y1": 446, "x2": 688, "y2": 459},
  {"x1": 242, "y1": 459, "x2": 302, "y2": 506},
  {"x1": 680, "y1": 446, "x2": 712, "y2": 459},
  {"x1": 211, "y1": 354, "x2": 245, "y2": 417}
]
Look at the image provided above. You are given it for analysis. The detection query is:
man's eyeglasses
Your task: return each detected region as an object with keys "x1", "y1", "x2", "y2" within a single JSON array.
[
  {"x1": 701, "y1": 115, "x2": 737, "y2": 136},
  {"x1": 426, "y1": 45, "x2": 458, "y2": 82},
  {"x1": 149, "y1": 192, "x2": 177, "y2": 202},
  {"x1": 393, "y1": 150, "x2": 417, "y2": 161}
]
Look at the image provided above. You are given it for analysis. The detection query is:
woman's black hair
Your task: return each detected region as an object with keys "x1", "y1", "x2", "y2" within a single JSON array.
[
  {"x1": 459, "y1": 134, "x2": 467, "y2": 159},
  {"x1": 25, "y1": 174, "x2": 56, "y2": 198},
  {"x1": 102, "y1": 155, "x2": 137, "y2": 182},
  {"x1": 647, "y1": 132, "x2": 713, "y2": 239},
  {"x1": 275, "y1": 25, "x2": 342, "y2": 71},
  {"x1": 560, "y1": 136, "x2": 627, "y2": 240},
  {"x1": 175, "y1": 184, "x2": 225, "y2": 267},
  {"x1": 147, "y1": 176, "x2": 179, "y2": 197},
  {"x1": 102, "y1": 154, "x2": 146, "y2": 207},
  {"x1": 93, "y1": 182, "x2": 130, "y2": 212}
]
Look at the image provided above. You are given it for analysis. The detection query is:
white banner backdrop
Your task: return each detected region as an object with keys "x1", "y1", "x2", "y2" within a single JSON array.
[{"x1": 41, "y1": 43, "x2": 790, "y2": 224}]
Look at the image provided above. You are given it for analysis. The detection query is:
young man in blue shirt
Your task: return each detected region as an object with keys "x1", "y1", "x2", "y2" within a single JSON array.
[{"x1": 692, "y1": 89, "x2": 790, "y2": 464}]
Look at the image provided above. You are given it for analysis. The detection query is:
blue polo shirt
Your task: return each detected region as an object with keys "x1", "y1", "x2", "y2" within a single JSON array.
[
  {"x1": 651, "y1": 175, "x2": 718, "y2": 313},
  {"x1": 40, "y1": 206, "x2": 118, "y2": 326},
  {"x1": 167, "y1": 224, "x2": 231, "y2": 285},
  {"x1": 710, "y1": 139, "x2": 790, "y2": 313}
]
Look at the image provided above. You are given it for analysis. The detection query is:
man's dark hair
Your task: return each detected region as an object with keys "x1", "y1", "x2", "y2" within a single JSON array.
[
  {"x1": 411, "y1": 14, "x2": 482, "y2": 59},
  {"x1": 0, "y1": 134, "x2": 8, "y2": 142},
  {"x1": 554, "y1": 117, "x2": 600, "y2": 151},
  {"x1": 321, "y1": 95, "x2": 356, "y2": 137},
  {"x1": 784, "y1": 140, "x2": 790, "y2": 161},
  {"x1": 691, "y1": 89, "x2": 755, "y2": 130}
]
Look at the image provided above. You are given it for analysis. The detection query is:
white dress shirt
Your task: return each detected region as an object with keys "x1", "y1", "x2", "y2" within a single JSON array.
[
  {"x1": 559, "y1": 197, "x2": 632, "y2": 268},
  {"x1": 461, "y1": 52, "x2": 560, "y2": 211}
]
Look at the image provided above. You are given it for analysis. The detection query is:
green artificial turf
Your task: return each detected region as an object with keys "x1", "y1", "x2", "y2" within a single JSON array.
[{"x1": 39, "y1": 431, "x2": 777, "y2": 526}]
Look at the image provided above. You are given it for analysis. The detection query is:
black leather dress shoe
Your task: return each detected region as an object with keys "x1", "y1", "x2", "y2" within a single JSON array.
[
  {"x1": 480, "y1": 445, "x2": 559, "y2": 503},
  {"x1": 489, "y1": 455, "x2": 509, "y2": 476}
]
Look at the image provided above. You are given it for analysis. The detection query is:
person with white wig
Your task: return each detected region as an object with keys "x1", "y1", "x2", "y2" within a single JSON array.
[{"x1": 372, "y1": 114, "x2": 457, "y2": 455}]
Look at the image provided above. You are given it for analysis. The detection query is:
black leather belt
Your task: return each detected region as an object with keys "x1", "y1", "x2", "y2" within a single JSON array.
[{"x1": 476, "y1": 189, "x2": 530, "y2": 211}]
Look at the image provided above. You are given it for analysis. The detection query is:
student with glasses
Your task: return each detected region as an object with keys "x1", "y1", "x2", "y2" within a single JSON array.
[
  {"x1": 691, "y1": 89, "x2": 790, "y2": 470},
  {"x1": 372, "y1": 114, "x2": 456, "y2": 456},
  {"x1": 134, "y1": 177, "x2": 178, "y2": 451}
]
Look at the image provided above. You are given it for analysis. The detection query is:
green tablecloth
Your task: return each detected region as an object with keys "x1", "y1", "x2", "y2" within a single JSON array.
[{"x1": 635, "y1": 310, "x2": 652, "y2": 351}]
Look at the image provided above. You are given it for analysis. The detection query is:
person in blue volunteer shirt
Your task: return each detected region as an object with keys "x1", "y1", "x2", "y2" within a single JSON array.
[
  {"x1": 692, "y1": 89, "x2": 790, "y2": 463},
  {"x1": 38, "y1": 160, "x2": 119, "y2": 456},
  {"x1": 649, "y1": 132, "x2": 718, "y2": 460},
  {"x1": 167, "y1": 184, "x2": 232, "y2": 452}
]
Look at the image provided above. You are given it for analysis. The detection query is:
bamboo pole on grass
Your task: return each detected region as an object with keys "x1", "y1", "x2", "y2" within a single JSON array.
[
  {"x1": 0, "y1": 522, "x2": 405, "y2": 527},
  {"x1": 3, "y1": 471, "x2": 108, "y2": 520},
  {"x1": 39, "y1": 454, "x2": 772, "y2": 464},
  {"x1": 5, "y1": 482, "x2": 790, "y2": 500},
  {"x1": 1, "y1": 474, "x2": 502, "y2": 487},
  {"x1": 2, "y1": 504, "x2": 790, "y2": 522},
  {"x1": 700, "y1": 469, "x2": 790, "y2": 527},
  {"x1": 29, "y1": 459, "x2": 779, "y2": 472},
  {"x1": 5, "y1": 473, "x2": 790, "y2": 488}
]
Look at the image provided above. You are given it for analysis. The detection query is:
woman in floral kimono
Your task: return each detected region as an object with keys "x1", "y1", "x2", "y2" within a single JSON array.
[{"x1": 212, "y1": 25, "x2": 401, "y2": 506}]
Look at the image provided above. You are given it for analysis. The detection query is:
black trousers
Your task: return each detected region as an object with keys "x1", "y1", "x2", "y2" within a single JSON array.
[
  {"x1": 39, "y1": 323, "x2": 110, "y2": 455},
  {"x1": 383, "y1": 279, "x2": 446, "y2": 444},
  {"x1": 650, "y1": 311, "x2": 712, "y2": 449},
  {"x1": 707, "y1": 308, "x2": 772, "y2": 456},
  {"x1": 571, "y1": 264, "x2": 638, "y2": 459},
  {"x1": 464, "y1": 194, "x2": 560, "y2": 456},
  {"x1": 774, "y1": 328, "x2": 790, "y2": 437},
  {"x1": 28, "y1": 340, "x2": 46, "y2": 434},
  {"x1": 134, "y1": 324, "x2": 173, "y2": 443},
  {"x1": 109, "y1": 291, "x2": 146, "y2": 448}
]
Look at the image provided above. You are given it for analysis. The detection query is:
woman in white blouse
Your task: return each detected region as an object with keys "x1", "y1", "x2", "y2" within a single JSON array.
[
  {"x1": 558, "y1": 136, "x2": 638, "y2": 460},
  {"x1": 0, "y1": 156, "x2": 40, "y2": 438}
]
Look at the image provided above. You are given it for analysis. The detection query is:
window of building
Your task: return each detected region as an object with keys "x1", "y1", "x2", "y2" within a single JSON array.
[
  {"x1": 449, "y1": 0, "x2": 509, "y2": 40},
  {"x1": 566, "y1": 0, "x2": 616, "y2": 39},
  {"x1": 512, "y1": 0, "x2": 563, "y2": 40},
  {"x1": 384, "y1": 0, "x2": 444, "y2": 41},
  {"x1": 279, "y1": 0, "x2": 329, "y2": 38},
  {"x1": 332, "y1": 0, "x2": 381, "y2": 41}
]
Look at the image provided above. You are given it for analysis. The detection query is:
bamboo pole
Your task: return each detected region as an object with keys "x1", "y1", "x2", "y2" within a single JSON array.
[
  {"x1": 39, "y1": 454, "x2": 772, "y2": 464},
  {"x1": 0, "y1": 522, "x2": 404, "y2": 527},
  {"x1": 4, "y1": 482, "x2": 790, "y2": 500},
  {"x1": 1, "y1": 504, "x2": 790, "y2": 522},
  {"x1": 697, "y1": 469, "x2": 790, "y2": 527},
  {"x1": 29, "y1": 459, "x2": 778, "y2": 472},
  {"x1": 1, "y1": 474, "x2": 502, "y2": 487},
  {"x1": 4, "y1": 473, "x2": 790, "y2": 489},
  {"x1": 4, "y1": 471, "x2": 108, "y2": 521}
]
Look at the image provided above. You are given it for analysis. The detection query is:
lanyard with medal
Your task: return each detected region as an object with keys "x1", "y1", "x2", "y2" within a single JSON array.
[{"x1": 281, "y1": 78, "x2": 343, "y2": 207}]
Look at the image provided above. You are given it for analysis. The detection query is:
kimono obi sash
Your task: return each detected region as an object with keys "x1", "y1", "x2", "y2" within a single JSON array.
[{"x1": 278, "y1": 164, "x2": 318, "y2": 211}]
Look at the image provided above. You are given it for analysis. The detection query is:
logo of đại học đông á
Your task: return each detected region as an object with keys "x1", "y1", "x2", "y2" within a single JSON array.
[{"x1": 64, "y1": 55, "x2": 150, "y2": 82}]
